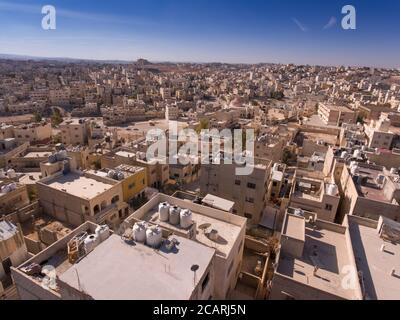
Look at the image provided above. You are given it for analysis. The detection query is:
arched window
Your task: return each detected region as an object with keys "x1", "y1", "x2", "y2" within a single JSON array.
[
  {"x1": 93, "y1": 205, "x2": 100, "y2": 214},
  {"x1": 111, "y1": 195, "x2": 120, "y2": 204}
]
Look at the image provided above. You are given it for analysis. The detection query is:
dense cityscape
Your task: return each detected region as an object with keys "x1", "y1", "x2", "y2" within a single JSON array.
[{"x1": 0, "y1": 56, "x2": 399, "y2": 301}]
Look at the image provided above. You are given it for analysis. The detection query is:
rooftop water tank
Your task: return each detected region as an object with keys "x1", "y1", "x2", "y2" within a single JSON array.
[
  {"x1": 108, "y1": 170, "x2": 116, "y2": 179},
  {"x1": 146, "y1": 225, "x2": 163, "y2": 248},
  {"x1": 341, "y1": 151, "x2": 349, "y2": 159},
  {"x1": 6, "y1": 169, "x2": 16, "y2": 179},
  {"x1": 294, "y1": 209, "x2": 304, "y2": 217},
  {"x1": 376, "y1": 174, "x2": 386, "y2": 185},
  {"x1": 132, "y1": 222, "x2": 147, "y2": 243},
  {"x1": 180, "y1": 209, "x2": 193, "y2": 229},
  {"x1": 84, "y1": 234, "x2": 100, "y2": 254},
  {"x1": 117, "y1": 172, "x2": 125, "y2": 181},
  {"x1": 327, "y1": 184, "x2": 338, "y2": 196},
  {"x1": 56, "y1": 150, "x2": 68, "y2": 161},
  {"x1": 390, "y1": 168, "x2": 398, "y2": 175},
  {"x1": 169, "y1": 206, "x2": 181, "y2": 226},
  {"x1": 95, "y1": 225, "x2": 110, "y2": 242},
  {"x1": 1, "y1": 185, "x2": 10, "y2": 194},
  {"x1": 159, "y1": 202, "x2": 170, "y2": 222},
  {"x1": 353, "y1": 149, "x2": 362, "y2": 158},
  {"x1": 48, "y1": 154, "x2": 57, "y2": 164}
]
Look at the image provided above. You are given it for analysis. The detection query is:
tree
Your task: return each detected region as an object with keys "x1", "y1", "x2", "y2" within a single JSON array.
[
  {"x1": 357, "y1": 115, "x2": 365, "y2": 125},
  {"x1": 51, "y1": 109, "x2": 63, "y2": 126},
  {"x1": 196, "y1": 118, "x2": 209, "y2": 134},
  {"x1": 33, "y1": 112, "x2": 42, "y2": 123}
]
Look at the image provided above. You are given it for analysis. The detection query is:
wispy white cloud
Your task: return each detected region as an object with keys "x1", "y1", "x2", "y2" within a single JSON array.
[
  {"x1": 0, "y1": 1, "x2": 156, "y2": 26},
  {"x1": 292, "y1": 18, "x2": 308, "y2": 32},
  {"x1": 323, "y1": 16, "x2": 337, "y2": 30}
]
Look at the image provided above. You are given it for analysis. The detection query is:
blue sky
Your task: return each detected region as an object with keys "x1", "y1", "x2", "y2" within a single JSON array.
[{"x1": 0, "y1": 0, "x2": 399, "y2": 67}]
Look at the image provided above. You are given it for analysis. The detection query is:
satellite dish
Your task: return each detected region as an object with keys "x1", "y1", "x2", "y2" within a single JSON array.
[{"x1": 191, "y1": 264, "x2": 199, "y2": 272}]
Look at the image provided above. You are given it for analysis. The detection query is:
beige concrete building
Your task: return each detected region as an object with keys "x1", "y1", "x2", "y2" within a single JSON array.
[
  {"x1": 59, "y1": 118, "x2": 89, "y2": 146},
  {"x1": 339, "y1": 162, "x2": 400, "y2": 222},
  {"x1": 0, "y1": 140, "x2": 29, "y2": 168},
  {"x1": 288, "y1": 170, "x2": 340, "y2": 222},
  {"x1": 124, "y1": 193, "x2": 247, "y2": 299},
  {"x1": 318, "y1": 103, "x2": 357, "y2": 126},
  {"x1": 13, "y1": 122, "x2": 52, "y2": 144},
  {"x1": 364, "y1": 115, "x2": 395, "y2": 150},
  {"x1": 37, "y1": 171, "x2": 128, "y2": 229},
  {"x1": 102, "y1": 148, "x2": 169, "y2": 190},
  {"x1": 0, "y1": 181, "x2": 30, "y2": 216},
  {"x1": 344, "y1": 215, "x2": 400, "y2": 300},
  {"x1": 169, "y1": 154, "x2": 201, "y2": 185},
  {"x1": 200, "y1": 157, "x2": 271, "y2": 225},
  {"x1": 270, "y1": 208, "x2": 363, "y2": 300},
  {"x1": 0, "y1": 220, "x2": 28, "y2": 282},
  {"x1": 12, "y1": 221, "x2": 216, "y2": 300}
]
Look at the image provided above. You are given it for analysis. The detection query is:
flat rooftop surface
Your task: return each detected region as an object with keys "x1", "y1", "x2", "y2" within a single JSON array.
[
  {"x1": 282, "y1": 215, "x2": 305, "y2": 242},
  {"x1": 23, "y1": 151, "x2": 52, "y2": 158},
  {"x1": 202, "y1": 194, "x2": 234, "y2": 212},
  {"x1": 42, "y1": 172, "x2": 113, "y2": 200},
  {"x1": 142, "y1": 203, "x2": 242, "y2": 258},
  {"x1": 115, "y1": 150, "x2": 136, "y2": 158},
  {"x1": 59, "y1": 234, "x2": 214, "y2": 300},
  {"x1": 349, "y1": 220, "x2": 400, "y2": 300},
  {"x1": 277, "y1": 224, "x2": 360, "y2": 300}
]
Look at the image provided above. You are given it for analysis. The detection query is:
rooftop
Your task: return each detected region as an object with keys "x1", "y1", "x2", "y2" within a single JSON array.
[
  {"x1": 40, "y1": 172, "x2": 114, "y2": 200},
  {"x1": 202, "y1": 194, "x2": 235, "y2": 212},
  {"x1": 347, "y1": 216, "x2": 400, "y2": 300},
  {"x1": 277, "y1": 218, "x2": 361, "y2": 300},
  {"x1": 0, "y1": 220, "x2": 19, "y2": 241},
  {"x1": 23, "y1": 151, "x2": 52, "y2": 158},
  {"x1": 59, "y1": 234, "x2": 214, "y2": 300},
  {"x1": 127, "y1": 194, "x2": 246, "y2": 258}
]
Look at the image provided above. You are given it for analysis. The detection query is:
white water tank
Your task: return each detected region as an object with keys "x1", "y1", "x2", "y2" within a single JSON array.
[
  {"x1": 341, "y1": 151, "x2": 348, "y2": 159},
  {"x1": 132, "y1": 222, "x2": 147, "y2": 243},
  {"x1": 159, "y1": 202, "x2": 170, "y2": 222},
  {"x1": 56, "y1": 150, "x2": 67, "y2": 161},
  {"x1": 7, "y1": 169, "x2": 16, "y2": 179},
  {"x1": 1, "y1": 185, "x2": 10, "y2": 193},
  {"x1": 169, "y1": 206, "x2": 181, "y2": 225},
  {"x1": 146, "y1": 225, "x2": 163, "y2": 248},
  {"x1": 84, "y1": 234, "x2": 100, "y2": 254},
  {"x1": 353, "y1": 149, "x2": 362, "y2": 158},
  {"x1": 180, "y1": 209, "x2": 193, "y2": 229},
  {"x1": 327, "y1": 184, "x2": 338, "y2": 196},
  {"x1": 390, "y1": 168, "x2": 398, "y2": 175},
  {"x1": 294, "y1": 209, "x2": 304, "y2": 217},
  {"x1": 108, "y1": 170, "x2": 116, "y2": 179},
  {"x1": 376, "y1": 174, "x2": 386, "y2": 185},
  {"x1": 95, "y1": 225, "x2": 110, "y2": 242}
]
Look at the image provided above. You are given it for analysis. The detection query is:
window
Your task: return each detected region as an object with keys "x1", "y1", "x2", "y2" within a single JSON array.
[
  {"x1": 247, "y1": 183, "x2": 256, "y2": 189},
  {"x1": 273, "y1": 181, "x2": 278, "y2": 187},
  {"x1": 232, "y1": 209, "x2": 237, "y2": 214},
  {"x1": 201, "y1": 272, "x2": 210, "y2": 292},
  {"x1": 129, "y1": 183, "x2": 135, "y2": 189},
  {"x1": 235, "y1": 180, "x2": 241, "y2": 186},
  {"x1": 245, "y1": 197, "x2": 254, "y2": 204},
  {"x1": 325, "y1": 204, "x2": 333, "y2": 211},
  {"x1": 244, "y1": 213, "x2": 253, "y2": 220}
]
